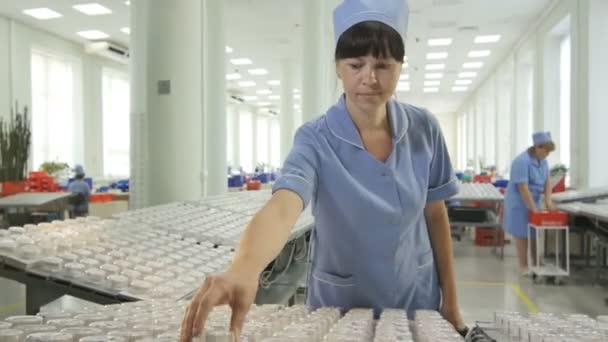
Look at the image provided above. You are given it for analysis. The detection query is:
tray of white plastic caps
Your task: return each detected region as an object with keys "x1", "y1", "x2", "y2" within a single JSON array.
[
  {"x1": 489, "y1": 310, "x2": 608, "y2": 342},
  {"x1": 450, "y1": 183, "x2": 504, "y2": 202},
  {"x1": 0, "y1": 301, "x2": 475, "y2": 342},
  {"x1": 551, "y1": 186, "x2": 608, "y2": 203},
  {"x1": 0, "y1": 217, "x2": 234, "y2": 302},
  {"x1": 113, "y1": 198, "x2": 314, "y2": 247}
]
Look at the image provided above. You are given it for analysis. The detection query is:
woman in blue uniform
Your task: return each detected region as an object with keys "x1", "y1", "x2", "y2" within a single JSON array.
[
  {"x1": 504, "y1": 132, "x2": 556, "y2": 276},
  {"x1": 181, "y1": 0, "x2": 465, "y2": 339}
]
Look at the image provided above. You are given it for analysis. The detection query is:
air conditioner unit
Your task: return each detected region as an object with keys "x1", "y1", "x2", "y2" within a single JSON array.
[{"x1": 85, "y1": 41, "x2": 129, "y2": 64}]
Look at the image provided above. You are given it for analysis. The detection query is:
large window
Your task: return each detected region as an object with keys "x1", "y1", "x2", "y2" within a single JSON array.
[
  {"x1": 102, "y1": 69, "x2": 130, "y2": 177},
  {"x1": 256, "y1": 116, "x2": 269, "y2": 166},
  {"x1": 559, "y1": 34, "x2": 571, "y2": 169},
  {"x1": 239, "y1": 111, "x2": 253, "y2": 172},
  {"x1": 31, "y1": 50, "x2": 75, "y2": 169}
]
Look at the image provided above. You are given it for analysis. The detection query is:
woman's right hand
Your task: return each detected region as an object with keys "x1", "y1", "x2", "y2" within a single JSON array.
[{"x1": 179, "y1": 270, "x2": 259, "y2": 342}]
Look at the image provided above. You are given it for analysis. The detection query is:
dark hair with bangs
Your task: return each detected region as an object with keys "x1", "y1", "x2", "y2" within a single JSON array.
[{"x1": 335, "y1": 21, "x2": 405, "y2": 62}]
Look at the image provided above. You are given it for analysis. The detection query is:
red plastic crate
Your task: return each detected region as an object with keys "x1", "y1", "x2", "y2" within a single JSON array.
[
  {"x1": 529, "y1": 210, "x2": 568, "y2": 226},
  {"x1": 246, "y1": 180, "x2": 262, "y2": 191},
  {"x1": 473, "y1": 175, "x2": 492, "y2": 183},
  {"x1": 475, "y1": 227, "x2": 504, "y2": 246}
]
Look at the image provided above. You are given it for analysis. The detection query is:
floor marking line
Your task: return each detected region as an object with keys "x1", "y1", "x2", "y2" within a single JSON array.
[
  {"x1": 0, "y1": 300, "x2": 25, "y2": 314},
  {"x1": 509, "y1": 284, "x2": 539, "y2": 313}
]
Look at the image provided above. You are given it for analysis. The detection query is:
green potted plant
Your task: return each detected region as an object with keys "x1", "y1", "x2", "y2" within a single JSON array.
[
  {"x1": 39, "y1": 161, "x2": 70, "y2": 177},
  {"x1": 0, "y1": 102, "x2": 32, "y2": 196}
]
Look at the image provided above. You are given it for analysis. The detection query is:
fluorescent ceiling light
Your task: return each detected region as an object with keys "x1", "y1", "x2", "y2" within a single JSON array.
[
  {"x1": 238, "y1": 81, "x2": 256, "y2": 87},
  {"x1": 73, "y1": 3, "x2": 112, "y2": 16},
  {"x1": 248, "y1": 68, "x2": 268, "y2": 76},
  {"x1": 294, "y1": 94, "x2": 301, "y2": 100},
  {"x1": 23, "y1": 8, "x2": 62, "y2": 20},
  {"x1": 120, "y1": 27, "x2": 130, "y2": 35},
  {"x1": 226, "y1": 73, "x2": 241, "y2": 81},
  {"x1": 124, "y1": 1, "x2": 130, "y2": 5},
  {"x1": 268, "y1": 95, "x2": 280, "y2": 100},
  {"x1": 267, "y1": 80, "x2": 280, "y2": 86},
  {"x1": 428, "y1": 38, "x2": 452, "y2": 46},
  {"x1": 294, "y1": 104, "x2": 301, "y2": 109},
  {"x1": 425, "y1": 73, "x2": 444, "y2": 79},
  {"x1": 425, "y1": 64, "x2": 445, "y2": 71},
  {"x1": 424, "y1": 88, "x2": 439, "y2": 93},
  {"x1": 454, "y1": 79, "x2": 473, "y2": 85},
  {"x1": 293, "y1": 88, "x2": 300, "y2": 93},
  {"x1": 426, "y1": 52, "x2": 448, "y2": 60},
  {"x1": 463, "y1": 62, "x2": 484, "y2": 69},
  {"x1": 468, "y1": 50, "x2": 491, "y2": 58},
  {"x1": 474, "y1": 35, "x2": 501, "y2": 43},
  {"x1": 424, "y1": 81, "x2": 441, "y2": 86},
  {"x1": 225, "y1": 46, "x2": 233, "y2": 53},
  {"x1": 452, "y1": 86, "x2": 468, "y2": 92},
  {"x1": 230, "y1": 58, "x2": 253, "y2": 65},
  {"x1": 458, "y1": 72, "x2": 478, "y2": 78},
  {"x1": 256, "y1": 89, "x2": 272, "y2": 95},
  {"x1": 242, "y1": 96, "x2": 258, "y2": 101},
  {"x1": 399, "y1": 74, "x2": 409, "y2": 80},
  {"x1": 77, "y1": 30, "x2": 109, "y2": 40},
  {"x1": 258, "y1": 102, "x2": 271, "y2": 106}
]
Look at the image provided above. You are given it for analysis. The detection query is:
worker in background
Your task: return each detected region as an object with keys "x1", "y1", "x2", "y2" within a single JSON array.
[
  {"x1": 68, "y1": 165, "x2": 91, "y2": 218},
  {"x1": 180, "y1": 0, "x2": 466, "y2": 340},
  {"x1": 504, "y1": 132, "x2": 556, "y2": 276}
]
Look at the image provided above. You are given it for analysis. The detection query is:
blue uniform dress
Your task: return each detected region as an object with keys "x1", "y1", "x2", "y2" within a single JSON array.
[
  {"x1": 272, "y1": 95, "x2": 459, "y2": 317},
  {"x1": 504, "y1": 150, "x2": 549, "y2": 238},
  {"x1": 68, "y1": 179, "x2": 91, "y2": 216}
]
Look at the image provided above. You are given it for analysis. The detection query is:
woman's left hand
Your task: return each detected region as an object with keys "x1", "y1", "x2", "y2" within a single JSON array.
[
  {"x1": 440, "y1": 302, "x2": 467, "y2": 332},
  {"x1": 546, "y1": 202, "x2": 557, "y2": 211}
]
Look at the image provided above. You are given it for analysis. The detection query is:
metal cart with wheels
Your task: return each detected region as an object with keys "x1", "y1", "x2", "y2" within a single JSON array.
[{"x1": 528, "y1": 223, "x2": 570, "y2": 285}]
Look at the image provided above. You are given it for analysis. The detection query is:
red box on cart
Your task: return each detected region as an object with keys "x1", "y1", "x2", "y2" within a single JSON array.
[{"x1": 529, "y1": 210, "x2": 568, "y2": 226}]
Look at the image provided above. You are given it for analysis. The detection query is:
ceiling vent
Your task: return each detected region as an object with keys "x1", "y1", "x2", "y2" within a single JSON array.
[{"x1": 85, "y1": 41, "x2": 129, "y2": 64}]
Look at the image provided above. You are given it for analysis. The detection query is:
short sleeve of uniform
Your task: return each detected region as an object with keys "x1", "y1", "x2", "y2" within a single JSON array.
[
  {"x1": 510, "y1": 156, "x2": 529, "y2": 184},
  {"x1": 272, "y1": 124, "x2": 320, "y2": 209},
  {"x1": 426, "y1": 114, "x2": 459, "y2": 202}
]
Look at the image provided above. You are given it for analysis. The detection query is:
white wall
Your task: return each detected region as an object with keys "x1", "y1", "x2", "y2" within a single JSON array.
[{"x1": 0, "y1": 15, "x2": 128, "y2": 179}]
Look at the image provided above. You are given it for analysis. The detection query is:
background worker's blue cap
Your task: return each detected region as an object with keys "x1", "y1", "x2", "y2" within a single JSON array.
[
  {"x1": 333, "y1": 0, "x2": 409, "y2": 44},
  {"x1": 73, "y1": 165, "x2": 85, "y2": 176},
  {"x1": 532, "y1": 131, "x2": 553, "y2": 146}
]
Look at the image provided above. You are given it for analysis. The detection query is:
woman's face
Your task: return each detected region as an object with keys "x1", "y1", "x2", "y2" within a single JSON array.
[
  {"x1": 534, "y1": 145, "x2": 552, "y2": 160},
  {"x1": 336, "y1": 54, "x2": 402, "y2": 113}
]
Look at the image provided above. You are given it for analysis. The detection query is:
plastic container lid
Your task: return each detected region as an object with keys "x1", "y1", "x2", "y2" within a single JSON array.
[
  {"x1": 0, "y1": 239, "x2": 17, "y2": 253},
  {"x1": 19, "y1": 244, "x2": 42, "y2": 259},
  {"x1": 107, "y1": 275, "x2": 129, "y2": 289},
  {"x1": 25, "y1": 332, "x2": 73, "y2": 341},
  {"x1": 100, "y1": 264, "x2": 120, "y2": 273},
  {"x1": 4, "y1": 316, "x2": 44, "y2": 326},
  {"x1": 59, "y1": 327, "x2": 103, "y2": 339},
  {"x1": 0, "y1": 329, "x2": 24, "y2": 342}
]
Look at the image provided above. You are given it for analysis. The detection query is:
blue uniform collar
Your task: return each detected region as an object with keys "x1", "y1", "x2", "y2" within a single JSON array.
[
  {"x1": 326, "y1": 95, "x2": 409, "y2": 149},
  {"x1": 527, "y1": 148, "x2": 542, "y2": 166}
]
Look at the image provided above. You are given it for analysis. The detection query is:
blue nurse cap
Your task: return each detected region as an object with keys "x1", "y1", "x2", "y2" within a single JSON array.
[
  {"x1": 333, "y1": 0, "x2": 409, "y2": 43},
  {"x1": 532, "y1": 131, "x2": 553, "y2": 146}
]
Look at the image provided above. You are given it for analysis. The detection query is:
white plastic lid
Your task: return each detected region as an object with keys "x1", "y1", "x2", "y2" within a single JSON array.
[{"x1": 4, "y1": 315, "x2": 43, "y2": 326}]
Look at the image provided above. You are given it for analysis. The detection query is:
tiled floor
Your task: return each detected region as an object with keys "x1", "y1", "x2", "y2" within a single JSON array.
[{"x1": 1, "y1": 234, "x2": 606, "y2": 322}]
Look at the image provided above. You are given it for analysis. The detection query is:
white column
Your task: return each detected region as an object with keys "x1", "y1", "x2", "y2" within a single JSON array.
[
  {"x1": 582, "y1": 0, "x2": 608, "y2": 187},
  {"x1": 302, "y1": 0, "x2": 325, "y2": 123},
  {"x1": 232, "y1": 105, "x2": 240, "y2": 169},
  {"x1": 280, "y1": 60, "x2": 295, "y2": 164},
  {"x1": 202, "y1": 0, "x2": 227, "y2": 196},
  {"x1": 251, "y1": 111, "x2": 259, "y2": 169},
  {"x1": 130, "y1": 0, "x2": 203, "y2": 207}
]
